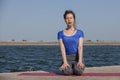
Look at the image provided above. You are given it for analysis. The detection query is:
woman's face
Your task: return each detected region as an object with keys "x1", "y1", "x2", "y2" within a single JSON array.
[{"x1": 65, "y1": 13, "x2": 75, "y2": 27}]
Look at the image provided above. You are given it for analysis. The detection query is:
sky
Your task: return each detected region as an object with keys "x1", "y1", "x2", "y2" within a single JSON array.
[{"x1": 0, "y1": 0, "x2": 120, "y2": 42}]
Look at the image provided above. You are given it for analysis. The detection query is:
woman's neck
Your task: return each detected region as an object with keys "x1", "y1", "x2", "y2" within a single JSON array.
[
  {"x1": 66, "y1": 26, "x2": 76, "y2": 31},
  {"x1": 64, "y1": 26, "x2": 77, "y2": 36}
]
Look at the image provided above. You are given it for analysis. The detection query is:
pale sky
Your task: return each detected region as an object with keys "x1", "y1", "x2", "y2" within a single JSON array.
[{"x1": 0, "y1": 0, "x2": 120, "y2": 42}]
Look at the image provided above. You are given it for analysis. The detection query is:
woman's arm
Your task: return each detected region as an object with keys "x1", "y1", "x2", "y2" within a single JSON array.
[
  {"x1": 58, "y1": 39, "x2": 70, "y2": 70},
  {"x1": 58, "y1": 39, "x2": 67, "y2": 64},
  {"x1": 77, "y1": 37, "x2": 84, "y2": 68}
]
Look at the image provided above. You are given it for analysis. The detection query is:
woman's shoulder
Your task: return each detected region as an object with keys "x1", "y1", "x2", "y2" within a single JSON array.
[
  {"x1": 57, "y1": 30, "x2": 64, "y2": 39},
  {"x1": 76, "y1": 29, "x2": 84, "y2": 37},
  {"x1": 57, "y1": 30, "x2": 64, "y2": 35},
  {"x1": 58, "y1": 30, "x2": 63, "y2": 33},
  {"x1": 77, "y1": 29, "x2": 84, "y2": 33}
]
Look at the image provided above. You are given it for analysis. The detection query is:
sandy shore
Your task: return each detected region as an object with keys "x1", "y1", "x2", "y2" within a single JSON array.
[
  {"x1": 0, "y1": 66, "x2": 120, "y2": 80},
  {"x1": 0, "y1": 41, "x2": 120, "y2": 46},
  {"x1": 0, "y1": 41, "x2": 58, "y2": 46}
]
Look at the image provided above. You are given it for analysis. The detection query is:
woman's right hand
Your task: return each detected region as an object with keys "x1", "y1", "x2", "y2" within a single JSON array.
[{"x1": 59, "y1": 62, "x2": 70, "y2": 71}]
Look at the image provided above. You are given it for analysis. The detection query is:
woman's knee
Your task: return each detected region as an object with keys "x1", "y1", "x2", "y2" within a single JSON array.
[
  {"x1": 73, "y1": 63, "x2": 85, "y2": 75},
  {"x1": 63, "y1": 67, "x2": 73, "y2": 75}
]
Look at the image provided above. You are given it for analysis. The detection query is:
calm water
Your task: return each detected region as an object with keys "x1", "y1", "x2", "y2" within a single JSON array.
[{"x1": 0, "y1": 45, "x2": 120, "y2": 73}]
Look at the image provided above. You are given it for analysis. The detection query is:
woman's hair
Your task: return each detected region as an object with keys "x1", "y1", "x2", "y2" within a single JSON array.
[{"x1": 63, "y1": 10, "x2": 76, "y2": 20}]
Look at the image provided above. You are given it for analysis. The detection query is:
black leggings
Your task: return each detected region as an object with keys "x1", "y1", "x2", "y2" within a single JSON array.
[{"x1": 62, "y1": 54, "x2": 85, "y2": 75}]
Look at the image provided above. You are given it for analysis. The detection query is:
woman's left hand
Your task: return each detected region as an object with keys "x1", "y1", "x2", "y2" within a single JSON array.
[{"x1": 77, "y1": 62, "x2": 85, "y2": 69}]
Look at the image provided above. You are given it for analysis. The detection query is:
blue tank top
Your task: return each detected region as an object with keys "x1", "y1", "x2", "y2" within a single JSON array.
[{"x1": 57, "y1": 29, "x2": 84, "y2": 55}]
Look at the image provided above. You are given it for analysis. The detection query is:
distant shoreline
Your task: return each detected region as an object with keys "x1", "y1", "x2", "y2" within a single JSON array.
[
  {"x1": 0, "y1": 41, "x2": 120, "y2": 46},
  {"x1": 0, "y1": 41, "x2": 58, "y2": 46}
]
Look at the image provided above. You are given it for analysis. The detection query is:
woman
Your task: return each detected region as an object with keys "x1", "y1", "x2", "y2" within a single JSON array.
[{"x1": 57, "y1": 10, "x2": 85, "y2": 75}]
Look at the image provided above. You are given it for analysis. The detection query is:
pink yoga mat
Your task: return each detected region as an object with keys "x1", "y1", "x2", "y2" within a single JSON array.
[{"x1": 18, "y1": 72, "x2": 120, "y2": 76}]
